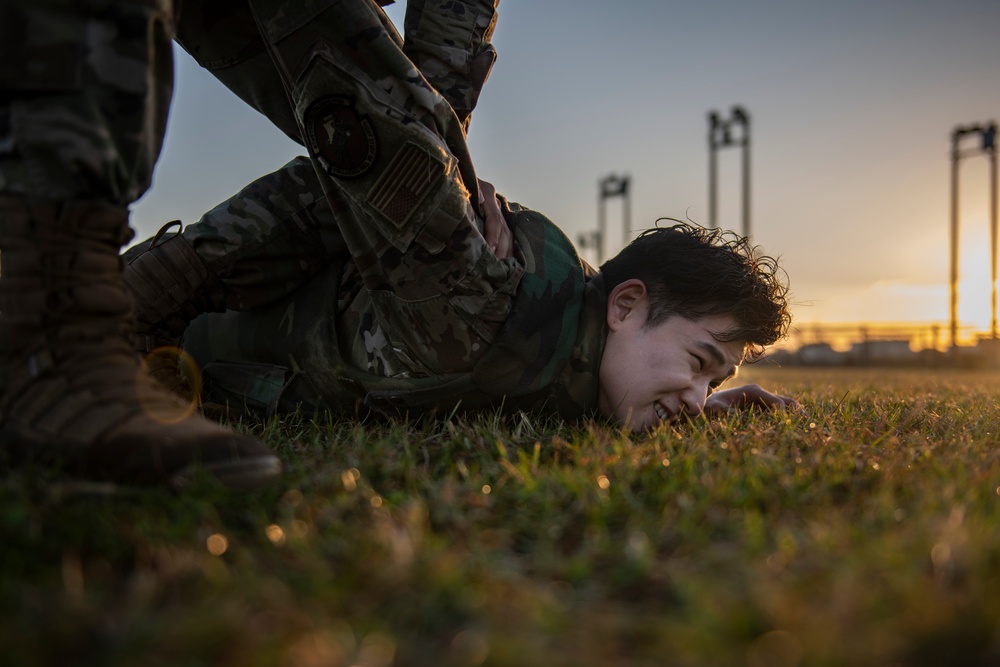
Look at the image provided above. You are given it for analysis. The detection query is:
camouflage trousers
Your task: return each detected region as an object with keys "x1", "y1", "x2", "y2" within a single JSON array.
[
  {"x1": 1, "y1": 0, "x2": 521, "y2": 377},
  {"x1": 0, "y1": 0, "x2": 174, "y2": 204}
]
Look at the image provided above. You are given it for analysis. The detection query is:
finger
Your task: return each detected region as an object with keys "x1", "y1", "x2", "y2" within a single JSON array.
[
  {"x1": 703, "y1": 399, "x2": 726, "y2": 413},
  {"x1": 483, "y1": 207, "x2": 506, "y2": 255},
  {"x1": 494, "y1": 223, "x2": 513, "y2": 259},
  {"x1": 484, "y1": 219, "x2": 499, "y2": 251},
  {"x1": 742, "y1": 387, "x2": 792, "y2": 410},
  {"x1": 478, "y1": 180, "x2": 510, "y2": 257},
  {"x1": 763, "y1": 394, "x2": 799, "y2": 410}
]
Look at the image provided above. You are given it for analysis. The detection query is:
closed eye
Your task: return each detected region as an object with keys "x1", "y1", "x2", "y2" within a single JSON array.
[
  {"x1": 695, "y1": 340, "x2": 738, "y2": 388},
  {"x1": 692, "y1": 354, "x2": 705, "y2": 372}
]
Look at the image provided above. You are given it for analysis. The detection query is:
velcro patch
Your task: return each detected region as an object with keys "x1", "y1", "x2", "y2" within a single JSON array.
[
  {"x1": 304, "y1": 96, "x2": 377, "y2": 179},
  {"x1": 368, "y1": 142, "x2": 443, "y2": 229}
]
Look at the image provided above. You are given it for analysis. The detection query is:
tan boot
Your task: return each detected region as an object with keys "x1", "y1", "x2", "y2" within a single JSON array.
[
  {"x1": 123, "y1": 221, "x2": 227, "y2": 353},
  {"x1": 123, "y1": 222, "x2": 226, "y2": 401},
  {"x1": 0, "y1": 196, "x2": 281, "y2": 489}
]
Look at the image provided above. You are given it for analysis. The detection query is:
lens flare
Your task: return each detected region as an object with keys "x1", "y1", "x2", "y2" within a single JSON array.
[{"x1": 135, "y1": 346, "x2": 202, "y2": 424}]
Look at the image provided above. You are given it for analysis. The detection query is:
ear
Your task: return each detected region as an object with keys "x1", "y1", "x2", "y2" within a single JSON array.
[{"x1": 606, "y1": 279, "x2": 647, "y2": 331}]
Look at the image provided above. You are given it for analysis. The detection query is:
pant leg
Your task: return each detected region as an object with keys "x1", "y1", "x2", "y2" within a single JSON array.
[
  {"x1": 403, "y1": 0, "x2": 499, "y2": 132},
  {"x1": 242, "y1": 0, "x2": 524, "y2": 377},
  {"x1": 173, "y1": 0, "x2": 304, "y2": 145},
  {"x1": 0, "y1": 0, "x2": 174, "y2": 205}
]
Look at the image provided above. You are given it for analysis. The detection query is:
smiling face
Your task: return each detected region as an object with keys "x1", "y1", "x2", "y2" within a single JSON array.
[{"x1": 597, "y1": 279, "x2": 746, "y2": 430}]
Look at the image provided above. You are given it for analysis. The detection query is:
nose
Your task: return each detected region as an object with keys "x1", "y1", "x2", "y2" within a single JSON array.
[
  {"x1": 679, "y1": 388, "x2": 706, "y2": 416},
  {"x1": 679, "y1": 379, "x2": 711, "y2": 416}
]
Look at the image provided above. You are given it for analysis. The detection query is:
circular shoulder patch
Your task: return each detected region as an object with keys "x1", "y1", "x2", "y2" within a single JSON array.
[{"x1": 304, "y1": 96, "x2": 378, "y2": 179}]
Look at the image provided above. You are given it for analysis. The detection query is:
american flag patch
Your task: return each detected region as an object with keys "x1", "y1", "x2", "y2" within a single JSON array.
[{"x1": 368, "y1": 142, "x2": 443, "y2": 229}]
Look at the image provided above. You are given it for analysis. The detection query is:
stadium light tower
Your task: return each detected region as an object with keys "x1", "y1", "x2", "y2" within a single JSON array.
[
  {"x1": 580, "y1": 173, "x2": 631, "y2": 264},
  {"x1": 949, "y1": 121, "x2": 998, "y2": 349},
  {"x1": 708, "y1": 106, "x2": 751, "y2": 236}
]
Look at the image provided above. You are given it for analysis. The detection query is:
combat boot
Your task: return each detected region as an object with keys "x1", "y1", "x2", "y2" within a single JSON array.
[
  {"x1": 0, "y1": 196, "x2": 282, "y2": 489},
  {"x1": 123, "y1": 221, "x2": 228, "y2": 351},
  {"x1": 122, "y1": 222, "x2": 226, "y2": 401}
]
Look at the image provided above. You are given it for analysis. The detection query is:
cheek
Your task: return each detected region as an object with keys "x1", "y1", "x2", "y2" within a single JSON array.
[
  {"x1": 601, "y1": 329, "x2": 669, "y2": 398},
  {"x1": 599, "y1": 343, "x2": 643, "y2": 404},
  {"x1": 651, "y1": 356, "x2": 691, "y2": 389}
]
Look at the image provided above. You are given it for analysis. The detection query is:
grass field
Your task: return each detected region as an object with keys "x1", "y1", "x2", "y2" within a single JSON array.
[{"x1": 4, "y1": 367, "x2": 1000, "y2": 666}]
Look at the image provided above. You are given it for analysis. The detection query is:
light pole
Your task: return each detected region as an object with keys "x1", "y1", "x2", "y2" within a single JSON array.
[
  {"x1": 949, "y1": 121, "x2": 998, "y2": 350},
  {"x1": 708, "y1": 106, "x2": 751, "y2": 237},
  {"x1": 581, "y1": 173, "x2": 631, "y2": 264}
]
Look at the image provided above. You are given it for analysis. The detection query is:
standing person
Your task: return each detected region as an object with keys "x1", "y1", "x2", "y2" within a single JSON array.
[
  {"x1": 120, "y1": 0, "x2": 795, "y2": 428},
  {"x1": 0, "y1": 0, "x2": 287, "y2": 488}
]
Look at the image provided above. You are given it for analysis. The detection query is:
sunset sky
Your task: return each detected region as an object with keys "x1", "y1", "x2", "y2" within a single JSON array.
[{"x1": 132, "y1": 0, "x2": 1000, "y2": 338}]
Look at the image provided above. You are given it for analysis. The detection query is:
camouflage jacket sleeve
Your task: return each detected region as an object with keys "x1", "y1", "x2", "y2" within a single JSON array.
[{"x1": 402, "y1": 0, "x2": 500, "y2": 132}]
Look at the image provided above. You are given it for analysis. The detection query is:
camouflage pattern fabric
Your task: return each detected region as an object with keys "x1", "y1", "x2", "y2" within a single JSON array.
[
  {"x1": 178, "y1": 156, "x2": 345, "y2": 312},
  {"x1": 0, "y1": 0, "x2": 174, "y2": 204},
  {"x1": 174, "y1": 0, "x2": 497, "y2": 143},
  {"x1": 247, "y1": 0, "x2": 499, "y2": 346},
  {"x1": 402, "y1": 0, "x2": 499, "y2": 133}
]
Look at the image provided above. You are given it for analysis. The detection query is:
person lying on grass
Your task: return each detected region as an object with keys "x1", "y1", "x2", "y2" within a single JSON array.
[{"x1": 123, "y1": 0, "x2": 796, "y2": 430}]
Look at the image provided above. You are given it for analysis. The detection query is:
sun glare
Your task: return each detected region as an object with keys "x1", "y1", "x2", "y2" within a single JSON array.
[{"x1": 955, "y1": 221, "x2": 998, "y2": 335}]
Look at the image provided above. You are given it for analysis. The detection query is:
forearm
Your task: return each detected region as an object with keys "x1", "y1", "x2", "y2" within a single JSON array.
[{"x1": 403, "y1": 0, "x2": 500, "y2": 132}]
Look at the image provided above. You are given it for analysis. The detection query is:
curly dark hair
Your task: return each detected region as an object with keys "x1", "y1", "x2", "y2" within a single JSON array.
[{"x1": 599, "y1": 221, "x2": 791, "y2": 360}]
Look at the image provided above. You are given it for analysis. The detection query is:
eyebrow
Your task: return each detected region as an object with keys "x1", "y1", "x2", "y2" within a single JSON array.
[{"x1": 697, "y1": 340, "x2": 738, "y2": 380}]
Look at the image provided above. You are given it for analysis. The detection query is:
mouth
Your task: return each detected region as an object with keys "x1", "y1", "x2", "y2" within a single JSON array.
[{"x1": 654, "y1": 401, "x2": 673, "y2": 423}]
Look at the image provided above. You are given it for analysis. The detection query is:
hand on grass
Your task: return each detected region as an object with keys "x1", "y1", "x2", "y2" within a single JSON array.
[
  {"x1": 479, "y1": 179, "x2": 513, "y2": 259},
  {"x1": 704, "y1": 384, "x2": 799, "y2": 414}
]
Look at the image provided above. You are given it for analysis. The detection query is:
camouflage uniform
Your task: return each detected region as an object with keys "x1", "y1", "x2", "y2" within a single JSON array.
[{"x1": 161, "y1": 0, "x2": 609, "y2": 420}]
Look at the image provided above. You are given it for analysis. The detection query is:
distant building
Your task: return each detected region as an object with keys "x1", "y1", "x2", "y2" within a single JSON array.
[
  {"x1": 764, "y1": 327, "x2": 1000, "y2": 368},
  {"x1": 798, "y1": 342, "x2": 841, "y2": 365},
  {"x1": 848, "y1": 340, "x2": 912, "y2": 365}
]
